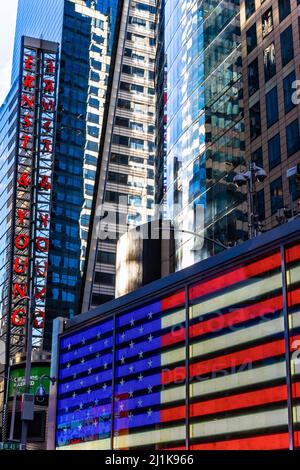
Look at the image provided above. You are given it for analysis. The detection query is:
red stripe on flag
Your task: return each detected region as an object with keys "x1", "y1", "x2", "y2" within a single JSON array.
[
  {"x1": 162, "y1": 294, "x2": 282, "y2": 348},
  {"x1": 162, "y1": 335, "x2": 300, "y2": 385},
  {"x1": 190, "y1": 294, "x2": 283, "y2": 339},
  {"x1": 161, "y1": 286, "x2": 300, "y2": 349},
  {"x1": 285, "y1": 243, "x2": 300, "y2": 264},
  {"x1": 189, "y1": 252, "x2": 281, "y2": 301},
  {"x1": 191, "y1": 432, "x2": 291, "y2": 450},
  {"x1": 160, "y1": 383, "x2": 300, "y2": 423},
  {"x1": 161, "y1": 290, "x2": 186, "y2": 312},
  {"x1": 162, "y1": 339, "x2": 285, "y2": 385},
  {"x1": 287, "y1": 287, "x2": 300, "y2": 309}
]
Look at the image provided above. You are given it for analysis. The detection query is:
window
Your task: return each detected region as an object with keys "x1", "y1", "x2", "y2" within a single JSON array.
[
  {"x1": 110, "y1": 153, "x2": 128, "y2": 165},
  {"x1": 120, "y1": 81, "x2": 130, "y2": 92},
  {"x1": 97, "y1": 251, "x2": 116, "y2": 265},
  {"x1": 266, "y1": 86, "x2": 278, "y2": 127},
  {"x1": 264, "y1": 43, "x2": 276, "y2": 82},
  {"x1": 251, "y1": 147, "x2": 263, "y2": 167},
  {"x1": 248, "y1": 58, "x2": 259, "y2": 96},
  {"x1": 128, "y1": 195, "x2": 142, "y2": 207},
  {"x1": 281, "y1": 26, "x2": 294, "y2": 67},
  {"x1": 115, "y1": 116, "x2": 129, "y2": 128},
  {"x1": 117, "y1": 99, "x2": 131, "y2": 110},
  {"x1": 112, "y1": 134, "x2": 129, "y2": 146},
  {"x1": 105, "y1": 191, "x2": 128, "y2": 203},
  {"x1": 246, "y1": 23, "x2": 257, "y2": 54},
  {"x1": 268, "y1": 133, "x2": 281, "y2": 169},
  {"x1": 136, "y1": 3, "x2": 156, "y2": 14},
  {"x1": 250, "y1": 101, "x2": 261, "y2": 140},
  {"x1": 262, "y1": 8, "x2": 273, "y2": 38},
  {"x1": 122, "y1": 64, "x2": 131, "y2": 75},
  {"x1": 87, "y1": 113, "x2": 99, "y2": 124},
  {"x1": 87, "y1": 141, "x2": 99, "y2": 152},
  {"x1": 88, "y1": 126, "x2": 99, "y2": 138},
  {"x1": 132, "y1": 53, "x2": 145, "y2": 62},
  {"x1": 245, "y1": 0, "x2": 255, "y2": 19},
  {"x1": 129, "y1": 16, "x2": 146, "y2": 27},
  {"x1": 270, "y1": 177, "x2": 283, "y2": 214},
  {"x1": 278, "y1": 0, "x2": 291, "y2": 22},
  {"x1": 130, "y1": 137, "x2": 144, "y2": 150},
  {"x1": 283, "y1": 70, "x2": 296, "y2": 114},
  {"x1": 289, "y1": 176, "x2": 300, "y2": 201},
  {"x1": 94, "y1": 272, "x2": 115, "y2": 285},
  {"x1": 130, "y1": 121, "x2": 144, "y2": 131},
  {"x1": 131, "y1": 84, "x2": 144, "y2": 94},
  {"x1": 286, "y1": 119, "x2": 300, "y2": 156},
  {"x1": 132, "y1": 67, "x2": 144, "y2": 78}
]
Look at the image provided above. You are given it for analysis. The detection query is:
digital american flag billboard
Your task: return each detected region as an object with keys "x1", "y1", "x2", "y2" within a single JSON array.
[{"x1": 56, "y1": 242, "x2": 300, "y2": 450}]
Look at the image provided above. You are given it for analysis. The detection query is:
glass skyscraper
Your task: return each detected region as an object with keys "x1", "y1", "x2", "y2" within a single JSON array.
[
  {"x1": 158, "y1": 0, "x2": 246, "y2": 270},
  {"x1": 82, "y1": 0, "x2": 157, "y2": 311}
]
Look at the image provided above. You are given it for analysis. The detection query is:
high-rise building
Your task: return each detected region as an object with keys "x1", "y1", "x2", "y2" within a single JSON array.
[
  {"x1": 156, "y1": 0, "x2": 246, "y2": 271},
  {"x1": 241, "y1": 0, "x2": 300, "y2": 229},
  {"x1": 82, "y1": 0, "x2": 157, "y2": 311},
  {"x1": 0, "y1": 0, "x2": 157, "y2": 360}
]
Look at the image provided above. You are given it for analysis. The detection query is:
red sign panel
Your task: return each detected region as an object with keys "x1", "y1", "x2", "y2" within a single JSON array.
[{"x1": 11, "y1": 40, "x2": 58, "y2": 345}]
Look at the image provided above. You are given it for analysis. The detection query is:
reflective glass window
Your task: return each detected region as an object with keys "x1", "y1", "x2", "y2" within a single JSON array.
[
  {"x1": 268, "y1": 133, "x2": 281, "y2": 170},
  {"x1": 266, "y1": 87, "x2": 279, "y2": 128},
  {"x1": 286, "y1": 119, "x2": 300, "y2": 156}
]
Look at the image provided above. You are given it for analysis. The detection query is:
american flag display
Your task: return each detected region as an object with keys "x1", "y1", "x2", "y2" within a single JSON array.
[{"x1": 56, "y1": 242, "x2": 300, "y2": 450}]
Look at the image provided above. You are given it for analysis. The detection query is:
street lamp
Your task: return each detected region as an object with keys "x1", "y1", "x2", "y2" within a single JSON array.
[
  {"x1": 0, "y1": 374, "x2": 19, "y2": 442},
  {"x1": 233, "y1": 162, "x2": 267, "y2": 239},
  {"x1": 2, "y1": 296, "x2": 30, "y2": 444}
]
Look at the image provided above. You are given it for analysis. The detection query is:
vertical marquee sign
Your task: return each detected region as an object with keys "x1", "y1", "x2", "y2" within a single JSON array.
[{"x1": 10, "y1": 37, "x2": 59, "y2": 348}]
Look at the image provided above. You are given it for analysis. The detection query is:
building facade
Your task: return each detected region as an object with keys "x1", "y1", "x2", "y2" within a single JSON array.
[
  {"x1": 49, "y1": 219, "x2": 300, "y2": 450},
  {"x1": 241, "y1": 0, "x2": 300, "y2": 229},
  {"x1": 156, "y1": 0, "x2": 246, "y2": 271},
  {"x1": 82, "y1": 0, "x2": 157, "y2": 311},
  {"x1": 0, "y1": 0, "x2": 157, "y2": 359}
]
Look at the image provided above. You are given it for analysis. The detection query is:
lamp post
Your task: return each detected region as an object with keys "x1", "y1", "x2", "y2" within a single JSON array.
[
  {"x1": 2, "y1": 296, "x2": 30, "y2": 443},
  {"x1": 20, "y1": 294, "x2": 35, "y2": 450},
  {"x1": 233, "y1": 162, "x2": 267, "y2": 239},
  {"x1": 0, "y1": 374, "x2": 18, "y2": 442}
]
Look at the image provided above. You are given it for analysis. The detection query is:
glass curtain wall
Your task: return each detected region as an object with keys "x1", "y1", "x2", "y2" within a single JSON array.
[{"x1": 163, "y1": 0, "x2": 245, "y2": 270}]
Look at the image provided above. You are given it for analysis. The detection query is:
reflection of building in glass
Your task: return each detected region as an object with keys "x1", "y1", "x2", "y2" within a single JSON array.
[
  {"x1": 157, "y1": 0, "x2": 246, "y2": 270},
  {"x1": 49, "y1": 220, "x2": 300, "y2": 451},
  {"x1": 241, "y1": 0, "x2": 300, "y2": 231},
  {"x1": 83, "y1": 1, "x2": 157, "y2": 310},
  {"x1": 155, "y1": 0, "x2": 167, "y2": 210}
]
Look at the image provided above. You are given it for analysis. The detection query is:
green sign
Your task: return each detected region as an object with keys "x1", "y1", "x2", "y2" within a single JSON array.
[
  {"x1": 8, "y1": 365, "x2": 50, "y2": 398},
  {"x1": 0, "y1": 442, "x2": 23, "y2": 451}
]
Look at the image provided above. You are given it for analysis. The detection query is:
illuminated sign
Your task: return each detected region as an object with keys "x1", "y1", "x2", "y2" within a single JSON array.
[
  {"x1": 11, "y1": 38, "x2": 58, "y2": 344},
  {"x1": 8, "y1": 365, "x2": 50, "y2": 402}
]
